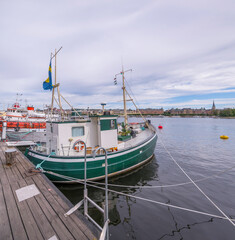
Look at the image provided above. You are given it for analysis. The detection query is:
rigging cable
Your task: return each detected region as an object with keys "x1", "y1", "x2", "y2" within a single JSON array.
[
  {"x1": 43, "y1": 170, "x2": 235, "y2": 223},
  {"x1": 77, "y1": 164, "x2": 235, "y2": 189},
  {"x1": 158, "y1": 135, "x2": 235, "y2": 227}
]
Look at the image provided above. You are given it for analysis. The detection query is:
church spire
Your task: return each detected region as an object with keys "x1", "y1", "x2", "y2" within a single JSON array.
[{"x1": 212, "y1": 100, "x2": 216, "y2": 110}]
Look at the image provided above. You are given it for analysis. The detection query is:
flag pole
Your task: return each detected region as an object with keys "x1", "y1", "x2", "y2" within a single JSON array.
[{"x1": 50, "y1": 52, "x2": 54, "y2": 117}]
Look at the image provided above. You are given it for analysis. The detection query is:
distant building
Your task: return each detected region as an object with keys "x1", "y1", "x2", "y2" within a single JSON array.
[
  {"x1": 212, "y1": 100, "x2": 216, "y2": 111},
  {"x1": 139, "y1": 108, "x2": 164, "y2": 115}
]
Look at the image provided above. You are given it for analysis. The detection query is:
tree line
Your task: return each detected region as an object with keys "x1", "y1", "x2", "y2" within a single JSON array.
[{"x1": 214, "y1": 108, "x2": 235, "y2": 117}]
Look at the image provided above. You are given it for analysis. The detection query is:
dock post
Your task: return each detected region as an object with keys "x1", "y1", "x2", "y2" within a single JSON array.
[{"x1": 5, "y1": 148, "x2": 17, "y2": 166}]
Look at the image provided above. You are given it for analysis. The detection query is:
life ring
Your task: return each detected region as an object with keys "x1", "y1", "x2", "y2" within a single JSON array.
[{"x1": 73, "y1": 140, "x2": 85, "y2": 152}]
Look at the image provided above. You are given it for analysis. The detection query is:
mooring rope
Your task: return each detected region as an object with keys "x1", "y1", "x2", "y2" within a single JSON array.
[
  {"x1": 43, "y1": 170, "x2": 235, "y2": 223},
  {"x1": 79, "y1": 164, "x2": 235, "y2": 189},
  {"x1": 36, "y1": 153, "x2": 52, "y2": 170},
  {"x1": 158, "y1": 135, "x2": 235, "y2": 227}
]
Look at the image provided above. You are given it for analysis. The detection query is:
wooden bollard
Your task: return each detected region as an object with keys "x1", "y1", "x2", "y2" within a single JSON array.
[{"x1": 5, "y1": 149, "x2": 17, "y2": 166}]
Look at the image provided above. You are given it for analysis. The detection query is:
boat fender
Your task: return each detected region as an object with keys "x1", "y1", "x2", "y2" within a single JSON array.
[{"x1": 73, "y1": 140, "x2": 85, "y2": 152}]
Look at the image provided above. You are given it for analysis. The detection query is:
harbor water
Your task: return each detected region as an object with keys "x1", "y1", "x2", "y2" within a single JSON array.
[{"x1": 56, "y1": 117, "x2": 235, "y2": 240}]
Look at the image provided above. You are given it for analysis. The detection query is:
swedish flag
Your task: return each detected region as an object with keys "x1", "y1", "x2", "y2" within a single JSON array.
[{"x1": 43, "y1": 60, "x2": 53, "y2": 90}]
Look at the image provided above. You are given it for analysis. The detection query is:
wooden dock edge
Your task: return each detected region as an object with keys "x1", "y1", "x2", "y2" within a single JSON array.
[{"x1": 0, "y1": 142, "x2": 100, "y2": 240}]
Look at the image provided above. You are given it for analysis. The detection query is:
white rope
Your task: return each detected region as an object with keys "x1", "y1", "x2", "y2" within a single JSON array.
[
  {"x1": 158, "y1": 136, "x2": 235, "y2": 227},
  {"x1": 45, "y1": 170, "x2": 235, "y2": 223},
  {"x1": 82, "y1": 164, "x2": 235, "y2": 189}
]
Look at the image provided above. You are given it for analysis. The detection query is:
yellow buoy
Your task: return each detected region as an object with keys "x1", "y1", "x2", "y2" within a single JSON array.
[{"x1": 220, "y1": 135, "x2": 229, "y2": 140}]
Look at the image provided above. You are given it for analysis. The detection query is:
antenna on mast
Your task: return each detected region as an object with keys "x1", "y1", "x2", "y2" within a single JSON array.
[
  {"x1": 114, "y1": 68, "x2": 148, "y2": 127},
  {"x1": 114, "y1": 67, "x2": 132, "y2": 129}
]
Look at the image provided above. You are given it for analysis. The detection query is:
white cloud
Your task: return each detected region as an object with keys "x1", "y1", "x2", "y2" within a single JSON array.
[{"x1": 1, "y1": 0, "x2": 235, "y2": 110}]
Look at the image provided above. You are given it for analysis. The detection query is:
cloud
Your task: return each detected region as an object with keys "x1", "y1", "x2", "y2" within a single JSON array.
[{"x1": 1, "y1": 0, "x2": 235, "y2": 110}]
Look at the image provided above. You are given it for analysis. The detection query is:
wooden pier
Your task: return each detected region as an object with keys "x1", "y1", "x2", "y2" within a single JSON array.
[{"x1": 0, "y1": 142, "x2": 99, "y2": 240}]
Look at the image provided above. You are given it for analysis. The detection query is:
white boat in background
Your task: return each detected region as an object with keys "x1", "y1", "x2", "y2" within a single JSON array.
[{"x1": 0, "y1": 102, "x2": 47, "y2": 142}]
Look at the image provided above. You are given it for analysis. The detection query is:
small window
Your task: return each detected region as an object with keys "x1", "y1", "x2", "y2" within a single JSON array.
[
  {"x1": 111, "y1": 120, "x2": 115, "y2": 129},
  {"x1": 72, "y1": 127, "x2": 84, "y2": 137}
]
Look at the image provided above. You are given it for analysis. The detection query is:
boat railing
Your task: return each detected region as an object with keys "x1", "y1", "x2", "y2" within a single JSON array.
[
  {"x1": 31, "y1": 144, "x2": 49, "y2": 154},
  {"x1": 64, "y1": 141, "x2": 109, "y2": 240}
]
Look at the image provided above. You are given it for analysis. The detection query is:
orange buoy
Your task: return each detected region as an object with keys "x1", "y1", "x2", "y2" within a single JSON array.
[
  {"x1": 220, "y1": 135, "x2": 229, "y2": 140},
  {"x1": 158, "y1": 125, "x2": 163, "y2": 129}
]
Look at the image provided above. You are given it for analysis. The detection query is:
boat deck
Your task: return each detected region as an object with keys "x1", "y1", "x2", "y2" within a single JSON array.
[
  {"x1": 0, "y1": 142, "x2": 99, "y2": 240},
  {"x1": 29, "y1": 126, "x2": 155, "y2": 157},
  {"x1": 122, "y1": 128, "x2": 154, "y2": 149}
]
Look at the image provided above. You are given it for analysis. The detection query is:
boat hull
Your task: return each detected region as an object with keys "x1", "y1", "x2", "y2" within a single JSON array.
[{"x1": 25, "y1": 132, "x2": 157, "y2": 182}]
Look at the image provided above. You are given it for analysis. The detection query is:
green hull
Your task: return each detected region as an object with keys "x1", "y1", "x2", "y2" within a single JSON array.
[{"x1": 25, "y1": 132, "x2": 157, "y2": 182}]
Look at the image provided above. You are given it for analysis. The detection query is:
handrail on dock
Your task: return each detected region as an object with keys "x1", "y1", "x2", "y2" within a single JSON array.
[{"x1": 64, "y1": 140, "x2": 110, "y2": 240}]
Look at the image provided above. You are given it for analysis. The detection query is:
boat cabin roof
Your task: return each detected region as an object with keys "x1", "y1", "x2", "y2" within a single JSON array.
[{"x1": 47, "y1": 119, "x2": 91, "y2": 124}]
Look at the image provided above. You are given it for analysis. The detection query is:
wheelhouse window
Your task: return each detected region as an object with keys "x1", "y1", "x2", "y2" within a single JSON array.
[
  {"x1": 111, "y1": 120, "x2": 115, "y2": 129},
  {"x1": 72, "y1": 127, "x2": 84, "y2": 137}
]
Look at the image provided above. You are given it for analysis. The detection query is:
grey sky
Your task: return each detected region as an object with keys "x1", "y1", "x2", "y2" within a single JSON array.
[{"x1": 1, "y1": 0, "x2": 235, "y2": 110}]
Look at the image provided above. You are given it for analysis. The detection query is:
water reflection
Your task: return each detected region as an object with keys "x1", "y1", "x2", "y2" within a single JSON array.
[
  {"x1": 158, "y1": 203, "x2": 215, "y2": 240},
  {"x1": 57, "y1": 156, "x2": 159, "y2": 229}
]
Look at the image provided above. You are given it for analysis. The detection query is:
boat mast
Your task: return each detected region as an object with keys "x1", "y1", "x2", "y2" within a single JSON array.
[
  {"x1": 51, "y1": 52, "x2": 55, "y2": 115},
  {"x1": 48, "y1": 47, "x2": 82, "y2": 120},
  {"x1": 114, "y1": 67, "x2": 132, "y2": 129},
  {"x1": 55, "y1": 49, "x2": 63, "y2": 117},
  {"x1": 115, "y1": 68, "x2": 148, "y2": 128},
  {"x1": 122, "y1": 67, "x2": 128, "y2": 127},
  {"x1": 50, "y1": 47, "x2": 63, "y2": 117}
]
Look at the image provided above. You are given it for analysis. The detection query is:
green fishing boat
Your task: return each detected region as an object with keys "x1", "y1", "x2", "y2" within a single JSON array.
[
  {"x1": 25, "y1": 50, "x2": 158, "y2": 182},
  {"x1": 25, "y1": 117, "x2": 157, "y2": 182}
]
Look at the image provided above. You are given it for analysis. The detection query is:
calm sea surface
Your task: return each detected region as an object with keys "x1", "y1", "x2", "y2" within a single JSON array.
[{"x1": 56, "y1": 117, "x2": 235, "y2": 240}]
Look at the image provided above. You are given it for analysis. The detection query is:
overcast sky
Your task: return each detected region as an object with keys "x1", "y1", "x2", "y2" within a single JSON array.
[{"x1": 1, "y1": 0, "x2": 235, "y2": 110}]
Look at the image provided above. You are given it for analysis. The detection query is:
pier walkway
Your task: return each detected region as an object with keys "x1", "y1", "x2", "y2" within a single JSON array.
[{"x1": 0, "y1": 142, "x2": 98, "y2": 240}]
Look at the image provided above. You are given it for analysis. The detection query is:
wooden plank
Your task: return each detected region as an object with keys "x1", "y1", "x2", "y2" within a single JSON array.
[
  {"x1": 11, "y1": 181, "x2": 44, "y2": 240},
  {"x1": 0, "y1": 143, "x2": 99, "y2": 240},
  {"x1": 32, "y1": 176, "x2": 89, "y2": 240},
  {"x1": 0, "y1": 145, "x2": 56, "y2": 240},
  {"x1": 0, "y1": 149, "x2": 44, "y2": 240},
  {"x1": 24, "y1": 174, "x2": 76, "y2": 240},
  {"x1": 34, "y1": 172, "x2": 99, "y2": 239},
  {"x1": 14, "y1": 153, "x2": 77, "y2": 239},
  {"x1": 15, "y1": 150, "x2": 98, "y2": 239},
  {"x1": 0, "y1": 149, "x2": 28, "y2": 240},
  {"x1": 17, "y1": 178, "x2": 58, "y2": 240},
  {"x1": 0, "y1": 181, "x2": 13, "y2": 240}
]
